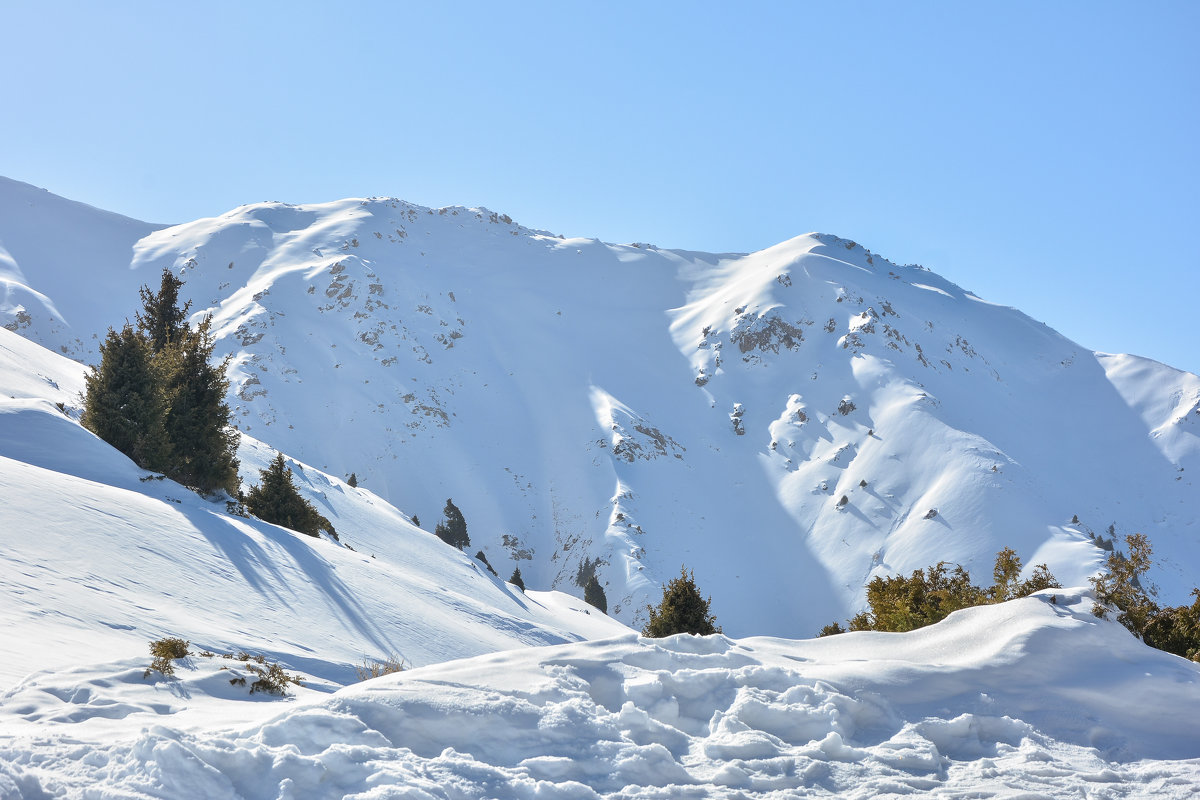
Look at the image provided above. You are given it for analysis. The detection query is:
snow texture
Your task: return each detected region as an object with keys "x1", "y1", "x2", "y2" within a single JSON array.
[
  {"x1": 1, "y1": 177, "x2": 1198, "y2": 798},
  {"x1": 2, "y1": 593, "x2": 1198, "y2": 798}
]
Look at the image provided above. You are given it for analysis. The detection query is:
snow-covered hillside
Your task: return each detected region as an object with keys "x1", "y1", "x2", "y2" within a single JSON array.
[
  {"x1": 2, "y1": 175, "x2": 1198, "y2": 638},
  {"x1": 4, "y1": 591, "x2": 1198, "y2": 798},
  {"x1": 0, "y1": 325, "x2": 627, "y2": 691}
]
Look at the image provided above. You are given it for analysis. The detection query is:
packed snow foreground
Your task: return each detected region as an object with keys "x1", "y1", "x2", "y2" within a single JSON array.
[{"x1": 3, "y1": 592, "x2": 1199, "y2": 798}]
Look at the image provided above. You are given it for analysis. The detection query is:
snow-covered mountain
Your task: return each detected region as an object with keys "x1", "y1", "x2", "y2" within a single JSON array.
[
  {"x1": 2, "y1": 175, "x2": 1198, "y2": 638},
  {"x1": 2, "y1": 176, "x2": 1199, "y2": 799}
]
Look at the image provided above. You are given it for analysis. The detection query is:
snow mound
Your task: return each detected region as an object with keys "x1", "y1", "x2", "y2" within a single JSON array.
[{"x1": 4, "y1": 592, "x2": 1197, "y2": 798}]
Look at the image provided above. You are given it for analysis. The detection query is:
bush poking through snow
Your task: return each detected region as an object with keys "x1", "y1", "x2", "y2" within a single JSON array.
[
  {"x1": 818, "y1": 621, "x2": 846, "y2": 637},
  {"x1": 144, "y1": 637, "x2": 190, "y2": 678},
  {"x1": 509, "y1": 566, "x2": 526, "y2": 592},
  {"x1": 1091, "y1": 533, "x2": 1200, "y2": 660},
  {"x1": 356, "y1": 654, "x2": 409, "y2": 681},
  {"x1": 1142, "y1": 590, "x2": 1200, "y2": 661},
  {"x1": 642, "y1": 566, "x2": 721, "y2": 637},
  {"x1": 248, "y1": 661, "x2": 303, "y2": 695},
  {"x1": 821, "y1": 549, "x2": 1061, "y2": 635},
  {"x1": 1090, "y1": 532, "x2": 1158, "y2": 637}
]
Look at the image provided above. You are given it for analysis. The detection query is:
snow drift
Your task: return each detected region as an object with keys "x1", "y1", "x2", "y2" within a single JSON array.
[{"x1": 3, "y1": 591, "x2": 1197, "y2": 798}]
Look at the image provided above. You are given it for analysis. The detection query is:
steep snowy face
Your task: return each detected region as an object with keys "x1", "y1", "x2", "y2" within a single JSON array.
[
  {"x1": 667, "y1": 233, "x2": 1200, "y2": 613},
  {"x1": 0, "y1": 326, "x2": 629, "y2": 688},
  {"x1": 0, "y1": 177, "x2": 163, "y2": 355},
  {"x1": 2, "y1": 179, "x2": 1197, "y2": 639}
]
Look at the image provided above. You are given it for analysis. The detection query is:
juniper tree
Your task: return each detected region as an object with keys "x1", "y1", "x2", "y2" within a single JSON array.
[
  {"x1": 81, "y1": 324, "x2": 171, "y2": 472},
  {"x1": 1091, "y1": 532, "x2": 1159, "y2": 637},
  {"x1": 245, "y1": 452, "x2": 336, "y2": 538},
  {"x1": 642, "y1": 566, "x2": 720, "y2": 637}
]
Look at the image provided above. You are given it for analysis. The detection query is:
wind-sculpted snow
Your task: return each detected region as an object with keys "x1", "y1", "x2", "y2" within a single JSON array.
[
  {"x1": 2, "y1": 177, "x2": 1199, "y2": 637},
  {"x1": 3, "y1": 592, "x2": 1198, "y2": 798}
]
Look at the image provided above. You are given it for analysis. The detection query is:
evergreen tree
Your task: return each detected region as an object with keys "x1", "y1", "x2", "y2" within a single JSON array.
[
  {"x1": 584, "y1": 574, "x2": 608, "y2": 614},
  {"x1": 137, "y1": 268, "x2": 191, "y2": 353},
  {"x1": 81, "y1": 324, "x2": 171, "y2": 472},
  {"x1": 509, "y1": 566, "x2": 525, "y2": 592},
  {"x1": 246, "y1": 452, "x2": 336, "y2": 538},
  {"x1": 434, "y1": 498, "x2": 469, "y2": 550},
  {"x1": 160, "y1": 317, "x2": 240, "y2": 495},
  {"x1": 84, "y1": 269, "x2": 240, "y2": 497},
  {"x1": 475, "y1": 550, "x2": 498, "y2": 576},
  {"x1": 347, "y1": 473, "x2": 358, "y2": 488},
  {"x1": 642, "y1": 566, "x2": 720, "y2": 637},
  {"x1": 1091, "y1": 532, "x2": 1159, "y2": 637}
]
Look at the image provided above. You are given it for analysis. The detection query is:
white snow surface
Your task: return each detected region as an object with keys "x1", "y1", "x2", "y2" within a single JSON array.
[
  {"x1": 3, "y1": 592, "x2": 1199, "y2": 798},
  {"x1": 2, "y1": 176, "x2": 1198, "y2": 635},
  {"x1": 2, "y1": 178, "x2": 1199, "y2": 797},
  {"x1": 0, "y1": 324, "x2": 626, "y2": 692}
]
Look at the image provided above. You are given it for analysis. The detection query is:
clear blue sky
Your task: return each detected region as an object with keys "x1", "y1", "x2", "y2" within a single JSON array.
[{"x1": 2, "y1": 1, "x2": 1196, "y2": 375}]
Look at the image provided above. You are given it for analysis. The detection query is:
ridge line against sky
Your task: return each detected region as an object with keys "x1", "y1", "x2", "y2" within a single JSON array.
[{"x1": 1, "y1": 1, "x2": 1196, "y2": 376}]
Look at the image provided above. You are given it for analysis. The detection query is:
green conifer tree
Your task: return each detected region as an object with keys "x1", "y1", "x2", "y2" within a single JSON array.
[
  {"x1": 160, "y1": 317, "x2": 240, "y2": 495},
  {"x1": 642, "y1": 566, "x2": 720, "y2": 637},
  {"x1": 245, "y1": 452, "x2": 336, "y2": 538},
  {"x1": 509, "y1": 566, "x2": 525, "y2": 592},
  {"x1": 434, "y1": 498, "x2": 469, "y2": 550},
  {"x1": 137, "y1": 268, "x2": 191, "y2": 353},
  {"x1": 81, "y1": 324, "x2": 171, "y2": 472},
  {"x1": 584, "y1": 574, "x2": 608, "y2": 614}
]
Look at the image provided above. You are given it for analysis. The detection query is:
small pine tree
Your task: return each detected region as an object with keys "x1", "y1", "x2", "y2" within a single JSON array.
[
  {"x1": 81, "y1": 324, "x2": 171, "y2": 472},
  {"x1": 347, "y1": 473, "x2": 358, "y2": 488},
  {"x1": 510, "y1": 566, "x2": 525, "y2": 592},
  {"x1": 136, "y1": 268, "x2": 191, "y2": 353},
  {"x1": 584, "y1": 574, "x2": 607, "y2": 614},
  {"x1": 411, "y1": 514, "x2": 420, "y2": 528},
  {"x1": 642, "y1": 566, "x2": 720, "y2": 637},
  {"x1": 434, "y1": 498, "x2": 469, "y2": 550},
  {"x1": 246, "y1": 453, "x2": 336, "y2": 538}
]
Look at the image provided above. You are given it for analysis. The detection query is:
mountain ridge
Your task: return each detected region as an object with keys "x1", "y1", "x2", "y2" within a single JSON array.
[{"x1": 2, "y1": 177, "x2": 1196, "y2": 638}]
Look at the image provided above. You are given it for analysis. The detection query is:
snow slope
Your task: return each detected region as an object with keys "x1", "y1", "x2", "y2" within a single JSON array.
[
  {"x1": 2, "y1": 176, "x2": 1197, "y2": 640},
  {"x1": 3, "y1": 591, "x2": 1198, "y2": 798},
  {"x1": 0, "y1": 325, "x2": 627, "y2": 692}
]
